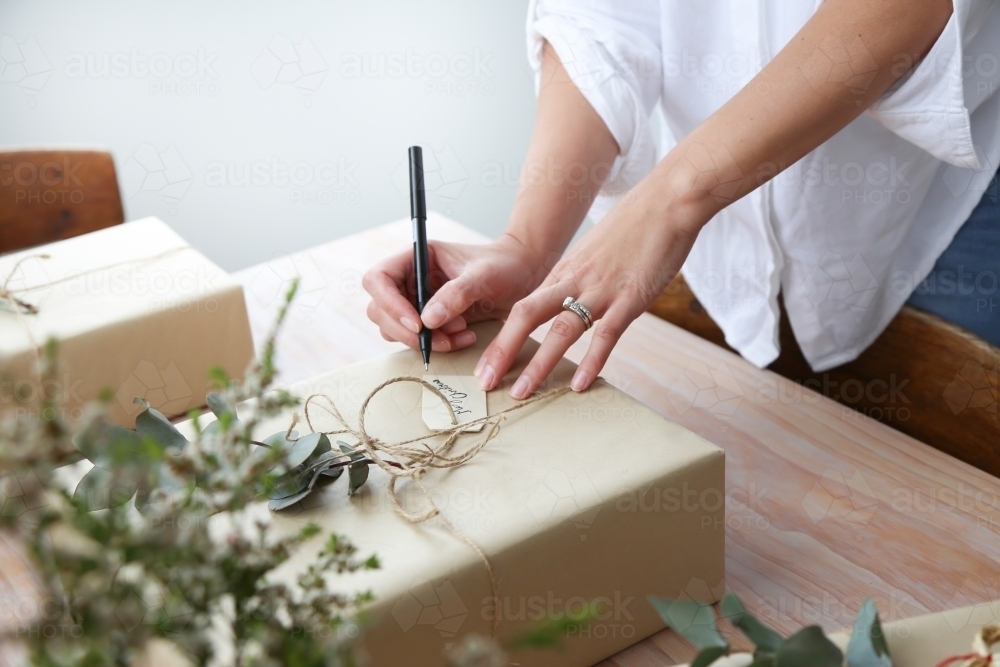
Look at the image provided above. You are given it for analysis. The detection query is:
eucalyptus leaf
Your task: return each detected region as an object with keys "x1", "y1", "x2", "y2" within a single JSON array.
[
  {"x1": 721, "y1": 593, "x2": 784, "y2": 652},
  {"x1": 206, "y1": 392, "x2": 237, "y2": 420},
  {"x1": 776, "y1": 626, "x2": 843, "y2": 667},
  {"x1": 691, "y1": 645, "x2": 730, "y2": 667},
  {"x1": 261, "y1": 434, "x2": 335, "y2": 500},
  {"x1": 308, "y1": 433, "x2": 332, "y2": 458},
  {"x1": 845, "y1": 598, "x2": 892, "y2": 667},
  {"x1": 296, "y1": 433, "x2": 331, "y2": 467},
  {"x1": 261, "y1": 435, "x2": 368, "y2": 507},
  {"x1": 200, "y1": 392, "x2": 242, "y2": 437},
  {"x1": 134, "y1": 482, "x2": 152, "y2": 511},
  {"x1": 249, "y1": 431, "x2": 299, "y2": 476},
  {"x1": 135, "y1": 455, "x2": 187, "y2": 512},
  {"x1": 265, "y1": 430, "x2": 299, "y2": 447},
  {"x1": 321, "y1": 465, "x2": 344, "y2": 479},
  {"x1": 267, "y1": 470, "x2": 307, "y2": 500},
  {"x1": 200, "y1": 416, "x2": 242, "y2": 437},
  {"x1": 649, "y1": 596, "x2": 728, "y2": 650},
  {"x1": 268, "y1": 448, "x2": 339, "y2": 500},
  {"x1": 268, "y1": 454, "x2": 334, "y2": 510},
  {"x1": 285, "y1": 433, "x2": 325, "y2": 470},
  {"x1": 289, "y1": 438, "x2": 333, "y2": 476},
  {"x1": 338, "y1": 441, "x2": 364, "y2": 462},
  {"x1": 302, "y1": 449, "x2": 340, "y2": 473},
  {"x1": 348, "y1": 460, "x2": 369, "y2": 495},
  {"x1": 135, "y1": 406, "x2": 188, "y2": 450},
  {"x1": 74, "y1": 466, "x2": 139, "y2": 511},
  {"x1": 268, "y1": 486, "x2": 314, "y2": 510},
  {"x1": 72, "y1": 421, "x2": 146, "y2": 469}
]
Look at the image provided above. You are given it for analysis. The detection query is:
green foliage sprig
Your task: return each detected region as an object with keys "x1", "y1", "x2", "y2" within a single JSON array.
[
  {"x1": 649, "y1": 592, "x2": 892, "y2": 667},
  {"x1": 72, "y1": 397, "x2": 376, "y2": 514},
  {"x1": 0, "y1": 280, "x2": 379, "y2": 667}
]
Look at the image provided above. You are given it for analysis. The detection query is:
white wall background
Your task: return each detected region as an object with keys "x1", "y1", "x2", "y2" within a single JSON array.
[{"x1": 0, "y1": 0, "x2": 538, "y2": 272}]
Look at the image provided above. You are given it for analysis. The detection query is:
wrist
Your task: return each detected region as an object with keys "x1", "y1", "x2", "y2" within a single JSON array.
[
  {"x1": 497, "y1": 231, "x2": 548, "y2": 273},
  {"x1": 488, "y1": 231, "x2": 552, "y2": 299},
  {"x1": 502, "y1": 188, "x2": 584, "y2": 272},
  {"x1": 649, "y1": 139, "x2": 744, "y2": 236},
  {"x1": 616, "y1": 167, "x2": 714, "y2": 251}
]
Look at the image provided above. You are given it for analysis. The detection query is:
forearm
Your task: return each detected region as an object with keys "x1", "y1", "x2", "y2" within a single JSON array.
[
  {"x1": 504, "y1": 41, "x2": 620, "y2": 267},
  {"x1": 644, "y1": 0, "x2": 953, "y2": 232}
]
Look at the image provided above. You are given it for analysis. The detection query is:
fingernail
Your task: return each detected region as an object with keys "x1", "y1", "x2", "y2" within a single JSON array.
[
  {"x1": 401, "y1": 316, "x2": 420, "y2": 333},
  {"x1": 453, "y1": 330, "x2": 476, "y2": 348},
  {"x1": 510, "y1": 375, "x2": 530, "y2": 400},
  {"x1": 478, "y1": 366, "x2": 495, "y2": 391},
  {"x1": 422, "y1": 303, "x2": 448, "y2": 329},
  {"x1": 474, "y1": 355, "x2": 486, "y2": 378},
  {"x1": 571, "y1": 370, "x2": 590, "y2": 392}
]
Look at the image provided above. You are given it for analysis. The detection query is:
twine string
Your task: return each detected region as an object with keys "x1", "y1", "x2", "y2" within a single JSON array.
[
  {"x1": 296, "y1": 376, "x2": 571, "y2": 639},
  {"x1": 0, "y1": 245, "x2": 196, "y2": 315},
  {"x1": 1, "y1": 245, "x2": 197, "y2": 386}
]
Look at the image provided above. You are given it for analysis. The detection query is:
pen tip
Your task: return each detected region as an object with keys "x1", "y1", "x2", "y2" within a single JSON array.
[{"x1": 424, "y1": 363, "x2": 429, "y2": 371}]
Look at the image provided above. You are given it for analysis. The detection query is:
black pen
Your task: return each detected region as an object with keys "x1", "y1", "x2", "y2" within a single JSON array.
[{"x1": 408, "y1": 146, "x2": 432, "y2": 371}]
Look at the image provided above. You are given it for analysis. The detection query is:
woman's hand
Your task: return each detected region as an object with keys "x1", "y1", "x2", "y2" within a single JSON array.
[
  {"x1": 474, "y1": 179, "x2": 706, "y2": 399},
  {"x1": 363, "y1": 233, "x2": 550, "y2": 353}
]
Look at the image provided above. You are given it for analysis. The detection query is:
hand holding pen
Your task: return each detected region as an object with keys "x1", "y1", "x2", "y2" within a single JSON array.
[{"x1": 363, "y1": 149, "x2": 544, "y2": 382}]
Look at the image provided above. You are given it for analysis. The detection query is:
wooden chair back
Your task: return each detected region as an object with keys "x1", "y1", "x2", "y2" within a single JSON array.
[
  {"x1": 0, "y1": 150, "x2": 125, "y2": 253},
  {"x1": 649, "y1": 274, "x2": 1000, "y2": 476}
]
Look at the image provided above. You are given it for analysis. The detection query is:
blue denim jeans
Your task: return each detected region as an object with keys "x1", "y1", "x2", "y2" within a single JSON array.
[{"x1": 906, "y1": 171, "x2": 1000, "y2": 346}]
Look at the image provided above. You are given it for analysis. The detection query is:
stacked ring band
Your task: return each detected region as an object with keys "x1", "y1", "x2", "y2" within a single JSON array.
[{"x1": 562, "y1": 296, "x2": 594, "y2": 330}]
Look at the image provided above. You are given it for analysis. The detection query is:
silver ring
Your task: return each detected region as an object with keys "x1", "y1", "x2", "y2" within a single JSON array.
[{"x1": 562, "y1": 296, "x2": 594, "y2": 330}]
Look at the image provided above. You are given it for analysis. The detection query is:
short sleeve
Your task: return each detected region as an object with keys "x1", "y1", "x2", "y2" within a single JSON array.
[
  {"x1": 526, "y1": 0, "x2": 663, "y2": 218},
  {"x1": 866, "y1": 0, "x2": 1000, "y2": 170}
]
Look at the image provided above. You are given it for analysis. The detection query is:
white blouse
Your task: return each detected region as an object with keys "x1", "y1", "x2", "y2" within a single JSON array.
[{"x1": 527, "y1": 0, "x2": 1000, "y2": 371}]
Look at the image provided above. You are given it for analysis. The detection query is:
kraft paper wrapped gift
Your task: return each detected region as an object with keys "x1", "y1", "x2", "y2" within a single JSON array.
[
  {"x1": 676, "y1": 599, "x2": 1000, "y2": 667},
  {"x1": 185, "y1": 321, "x2": 725, "y2": 667},
  {"x1": 0, "y1": 217, "x2": 254, "y2": 427}
]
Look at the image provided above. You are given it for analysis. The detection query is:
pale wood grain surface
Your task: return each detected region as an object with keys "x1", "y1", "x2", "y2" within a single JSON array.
[
  {"x1": 2, "y1": 214, "x2": 996, "y2": 667},
  {"x1": 229, "y1": 214, "x2": 1000, "y2": 666}
]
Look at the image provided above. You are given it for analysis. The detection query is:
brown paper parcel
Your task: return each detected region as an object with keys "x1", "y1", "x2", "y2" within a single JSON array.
[
  {"x1": 0, "y1": 217, "x2": 254, "y2": 427},
  {"x1": 196, "y1": 321, "x2": 725, "y2": 667}
]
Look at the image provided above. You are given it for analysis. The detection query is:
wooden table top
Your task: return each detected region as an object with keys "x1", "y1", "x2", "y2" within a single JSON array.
[
  {"x1": 233, "y1": 213, "x2": 1000, "y2": 665},
  {"x1": 1, "y1": 214, "x2": 995, "y2": 667}
]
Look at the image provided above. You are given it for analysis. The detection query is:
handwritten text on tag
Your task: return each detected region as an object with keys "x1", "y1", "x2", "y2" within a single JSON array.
[{"x1": 422, "y1": 374, "x2": 487, "y2": 432}]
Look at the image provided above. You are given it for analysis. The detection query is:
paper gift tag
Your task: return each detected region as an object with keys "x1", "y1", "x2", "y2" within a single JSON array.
[{"x1": 422, "y1": 375, "x2": 487, "y2": 432}]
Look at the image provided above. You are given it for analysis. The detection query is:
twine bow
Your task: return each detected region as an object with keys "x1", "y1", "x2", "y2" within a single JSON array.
[{"x1": 293, "y1": 376, "x2": 572, "y2": 639}]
